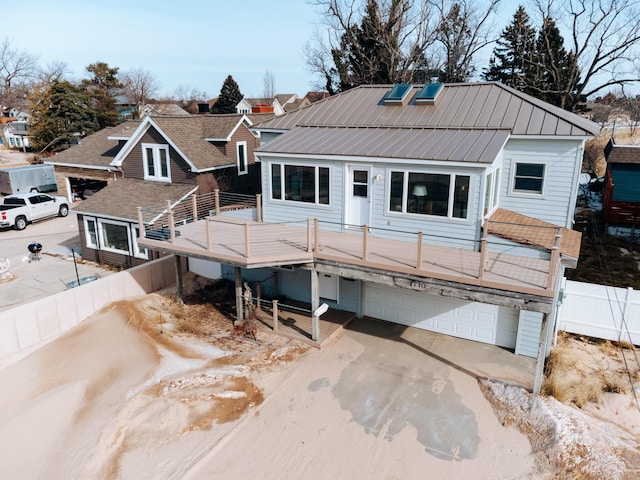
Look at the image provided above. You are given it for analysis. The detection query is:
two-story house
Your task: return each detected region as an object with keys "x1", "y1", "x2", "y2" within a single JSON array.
[
  {"x1": 47, "y1": 114, "x2": 261, "y2": 268},
  {"x1": 136, "y1": 82, "x2": 600, "y2": 392}
]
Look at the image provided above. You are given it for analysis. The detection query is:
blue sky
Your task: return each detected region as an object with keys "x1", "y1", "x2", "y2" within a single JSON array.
[{"x1": 3, "y1": 0, "x2": 522, "y2": 99}]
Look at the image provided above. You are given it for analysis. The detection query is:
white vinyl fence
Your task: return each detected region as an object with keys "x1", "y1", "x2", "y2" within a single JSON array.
[
  {"x1": 556, "y1": 279, "x2": 640, "y2": 345},
  {"x1": 0, "y1": 255, "x2": 178, "y2": 368}
]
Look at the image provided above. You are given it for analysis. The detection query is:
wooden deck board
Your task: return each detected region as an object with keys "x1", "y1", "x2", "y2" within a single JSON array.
[{"x1": 139, "y1": 218, "x2": 558, "y2": 297}]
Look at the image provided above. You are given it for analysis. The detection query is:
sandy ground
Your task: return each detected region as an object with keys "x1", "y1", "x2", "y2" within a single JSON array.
[{"x1": 0, "y1": 291, "x2": 638, "y2": 479}]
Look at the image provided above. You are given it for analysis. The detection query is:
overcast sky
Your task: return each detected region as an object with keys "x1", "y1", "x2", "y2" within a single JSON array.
[{"x1": 4, "y1": 0, "x2": 523, "y2": 100}]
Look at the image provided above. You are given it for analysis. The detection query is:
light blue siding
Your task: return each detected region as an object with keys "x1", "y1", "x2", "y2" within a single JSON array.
[
  {"x1": 500, "y1": 139, "x2": 582, "y2": 228},
  {"x1": 261, "y1": 159, "x2": 484, "y2": 249},
  {"x1": 515, "y1": 310, "x2": 543, "y2": 358},
  {"x1": 220, "y1": 265, "x2": 359, "y2": 313}
]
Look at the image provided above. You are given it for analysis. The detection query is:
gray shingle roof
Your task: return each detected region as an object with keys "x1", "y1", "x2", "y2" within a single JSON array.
[
  {"x1": 604, "y1": 138, "x2": 640, "y2": 164},
  {"x1": 146, "y1": 115, "x2": 251, "y2": 171},
  {"x1": 45, "y1": 121, "x2": 141, "y2": 168},
  {"x1": 254, "y1": 82, "x2": 600, "y2": 137},
  {"x1": 72, "y1": 178, "x2": 196, "y2": 221}
]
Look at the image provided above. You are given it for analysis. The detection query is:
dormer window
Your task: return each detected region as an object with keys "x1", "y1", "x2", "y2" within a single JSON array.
[{"x1": 143, "y1": 144, "x2": 171, "y2": 182}]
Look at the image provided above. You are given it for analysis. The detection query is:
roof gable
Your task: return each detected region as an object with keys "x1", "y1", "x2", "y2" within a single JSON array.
[{"x1": 111, "y1": 115, "x2": 252, "y2": 172}]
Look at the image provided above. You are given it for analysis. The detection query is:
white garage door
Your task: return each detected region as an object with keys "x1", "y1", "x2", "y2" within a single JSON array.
[{"x1": 364, "y1": 284, "x2": 517, "y2": 348}]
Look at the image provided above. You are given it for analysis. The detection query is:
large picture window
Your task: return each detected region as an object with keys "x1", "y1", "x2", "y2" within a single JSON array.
[
  {"x1": 513, "y1": 163, "x2": 544, "y2": 194},
  {"x1": 389, "y1": 171, "x2": 470, "y2": 219},
  {"x1": 270, "y1": 163, "x2": 330, "y2": 205},
  {"x1": 100, "y1": 221, "x2": 130, "y2": 253},
  {"x1": 143, "y1": 144, "x2": 171, "y2": 182}
]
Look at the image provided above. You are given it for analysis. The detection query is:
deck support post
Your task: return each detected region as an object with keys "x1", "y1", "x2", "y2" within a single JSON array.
[
  {"x1": 174, "y1": 255, "x2": 183, "y2": 302},
  {"x1": 256, "y1": 194, "x2": 262, "y2": 222},
  {"x1": 478, "y1": 228, "x2": 488, "y2": 280},
  {"x1": 214, "y1": 189, "x2": 220, "y2": 216},
  {"x1": 191, "y1": 194, "x2": 198, "y2": 221},
  {"x1": 234, "y1": 266, "x2": 243, "y2": 325},
  {"x1": 533, "y1": 312, "x2": 550, "y2": 394},
  {"x1": 206, "y1": 216, "x2": 212, "y2": 251},
  {"x1": 362, "y1": 225, "x2": 368, "y2": 261},
  {"x1": 310, "y1": 269, "x2": 320, "y2": 341},
  {"x1": 244, "y1": 224, "x2": 250, "y2": 258},
  {"x1": 256, "y1": 282, "x2": 262, "y2": 312},
  {"x1": 167, "y1": 200, "x2": 175, "y2": 244},
  {"x1": 137, "y1": 207, "x2": 145, "y2": 238},
  {"x1": 272, "y1": 299, "x2": 279, "y2": 331},
  {"x1": 314, "y1": 219, "x2": 319, "y2": 252}
]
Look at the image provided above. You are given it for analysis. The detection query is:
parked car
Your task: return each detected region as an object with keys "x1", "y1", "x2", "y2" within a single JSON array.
[{"x1": 0, "y1": 193, "x2": 69, "y2": 230}]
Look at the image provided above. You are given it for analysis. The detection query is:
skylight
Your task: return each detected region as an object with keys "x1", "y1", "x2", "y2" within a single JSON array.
[
  {"x1": 383, "y1": 84, "x2": 412, "y2": 104},
  {"x1": 415, "y1": 82, "x2": 444, "y2": 104}
]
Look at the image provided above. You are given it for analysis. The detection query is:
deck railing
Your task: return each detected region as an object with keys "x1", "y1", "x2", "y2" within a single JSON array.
[{"x1": 138, "y1": 195, "x2": 564, "y2": 294}]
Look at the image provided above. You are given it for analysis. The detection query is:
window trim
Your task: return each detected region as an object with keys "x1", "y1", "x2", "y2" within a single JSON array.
[
  {"x1": 269, "y1": 162, "x2": 331, "y2": 206},
  {"x1": 132, "y1": 227, "x2": 148, "y2": 259},
  {"x1": 483, "y1": 166, "x2": 501, "y2": 216},
  {"x1": 142, "y1": 143, "x2": 171, "y2": 182},
  {"x1": 236, "y1": 141, "x2": 248, "y2": 175},
  {"x1": 83, "y1": 217, "x2": 98, "y2": 249},
  {"x1": 97, "y1": 218, "x2": 132, "y2": 256},
  {"x1": 511, "y1": 161, "x2": 545, "y2": 196},
  {"x1": 387, "y1": 169, "x2": 470, "y2": 220}
]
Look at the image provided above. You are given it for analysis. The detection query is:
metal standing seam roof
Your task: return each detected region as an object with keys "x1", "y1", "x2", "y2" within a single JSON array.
[
  {"x1": 257, "y1": 125, "x2": 510, "y2": 163},
  {"x1": 253, "y1": 82, "x2": 600, "y2": 137}
]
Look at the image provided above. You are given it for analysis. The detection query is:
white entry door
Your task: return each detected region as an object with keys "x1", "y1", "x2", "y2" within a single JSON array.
[{"x1": 346, "y1": 166, "x2": 371, "y2": 227}]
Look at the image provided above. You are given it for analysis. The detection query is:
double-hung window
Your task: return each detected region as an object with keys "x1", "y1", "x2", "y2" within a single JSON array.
[
  {"x1": 513, "y1": 163, "x2": 544, "y2": 194},
  {"x1": 389, "y1": 171, "x2": 470, "y2": 219},
  {"x1": 143, "y1": 144, "x2": 171, "y2": 182},
  {"x1": 270, "y1": 163, "x2": 330, "y2": 205}
]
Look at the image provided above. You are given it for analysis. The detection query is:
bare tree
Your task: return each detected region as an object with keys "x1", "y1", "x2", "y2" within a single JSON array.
[
  {"x1": 0, "y1": 38, "x2": 38, "y2": 107},
  {"x1": 263, "y1": 70, "x2": 276, "y2": 98},
  {"x1": 534, "y1": 0, "x2": 640, "y2": 109},
  {"x1": 305, "y1": 0, "x2": 442, "y2": 92},
  {"x1": 37, "y1": 61, "x2": 70, "y2": 85},
  {"x1": 172, "y1": 84, "x2": 203, "y2": 114},
  {"x1": 121, "y1": 67, "x2": 160, "y2": 118},
  {"x1": 433, "y1": 0, "x2": 500, "y2": 82}
]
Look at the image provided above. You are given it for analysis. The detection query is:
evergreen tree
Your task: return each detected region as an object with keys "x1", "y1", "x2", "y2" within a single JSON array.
[
  {"x1": 534, "y1": 16, "x2": 578, "y2": 110},
  {"x1": 211, "y1": 75, "x2": 244, "y2": 114},
  {"x1": 81, "y1": 62, "x2": 122, "y2": 128},
  {"x1": 483, "y1": 6, "x2": 537, "y2": 93},
  {"x1": 28, "y1": 80, "x2": 99, "y2": 153}
]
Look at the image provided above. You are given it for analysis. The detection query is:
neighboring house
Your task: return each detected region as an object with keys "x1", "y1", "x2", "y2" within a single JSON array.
[
  {"x1": 47, "y1": 114, "x2": 261, "y2": 269},
  {"x1": 603, "y1": 138, "x2": 640, "y2": 238},
  {"x1": 2, "y1": 121, "x2": 30, "y2": 149},
  {"x1": 140, "y1": 103, "x2": 190, "y2": 117},
  {"x1": 236, "y1": 96, "x2": 289, "y2": 116},
  {"x1": 136, "y1": 82, "x2": 599, "y2": 392}
]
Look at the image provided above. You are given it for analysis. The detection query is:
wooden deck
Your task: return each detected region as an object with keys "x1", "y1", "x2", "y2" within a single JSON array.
[{"x1": 139, "y1": 217, "x2": 560, "y2": 298}]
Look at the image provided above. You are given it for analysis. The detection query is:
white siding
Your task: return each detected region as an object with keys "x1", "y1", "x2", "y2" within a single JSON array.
[
  {"x1": 515, "y1": 310, "x2": 543, "y2": 358},
  {"x1": 500, "y1": 139, "x2": 583, "y2": 228},
  {"x1": 363, "y1": 284, "x2": 519, "y2": 348}
]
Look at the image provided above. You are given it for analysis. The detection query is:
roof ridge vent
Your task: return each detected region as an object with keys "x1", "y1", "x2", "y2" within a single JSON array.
[
  {"x1": 383, "y1": 83, "x2": 413, "y2": 105},
  {"x1": 415, "y1": 82, "x2": 444, "y2": 105}
]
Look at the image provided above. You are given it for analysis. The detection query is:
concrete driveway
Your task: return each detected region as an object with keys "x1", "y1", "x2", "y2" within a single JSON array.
[
  {"x1": 0, "y1": 213, "x2": 114, "y2": 310},
  {"x1": 183, "y1": 317, "x2": 536, "y2": 479}
]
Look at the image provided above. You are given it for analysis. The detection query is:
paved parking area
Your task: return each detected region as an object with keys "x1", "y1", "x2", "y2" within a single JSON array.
[{"x1": 0, "y1": 213, "x2": 114, "y2": 310}]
